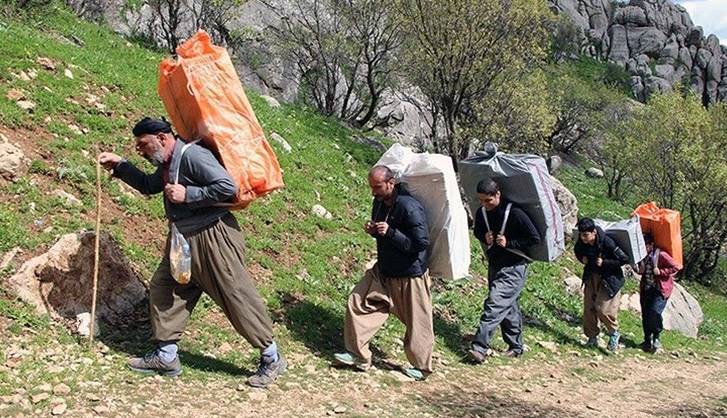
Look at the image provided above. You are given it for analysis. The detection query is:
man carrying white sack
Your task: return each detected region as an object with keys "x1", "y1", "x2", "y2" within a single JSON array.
[
  {"x1": 99, "y1": 117, "x2": 285, "y2": 388},
  {"x1": 334, "y1": 165, "x2": 434, "y2": 381}
]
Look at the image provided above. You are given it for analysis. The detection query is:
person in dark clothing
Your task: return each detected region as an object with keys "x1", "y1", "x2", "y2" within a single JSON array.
[
  {"x1": 98, "y1": 117, "x2": 285, "y2": 388},
  {"x1": 637, "y1": 233, "x2": 680, "y2": 353},
  {"x1": 334, "y1": 165, "x2": 434, "y2": 381},
  {"x1": 573, "y1": 218, "x2": 629, "y2": 352},
  {"x1": 468, "y1": 179, "x2": 541, "y2": 363}
]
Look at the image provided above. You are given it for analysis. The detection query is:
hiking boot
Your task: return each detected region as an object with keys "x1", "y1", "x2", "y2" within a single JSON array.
[
  {"x1": 585, "y1": 336, "x2": 599, "y2": 348},
  {"x1": 640, "y1": 338, "x2": 652, "y2": 352},
  {"x1": 247, "y1": 354, "x2": 287, "y2": 388},
  {"x1": 650, "y1": 338, "x2": 663, "y2": 354},
  {"x1": 607, "y1": 331, "x2": 621, "y2": 352},
  {"x1": 467, "y1": 347, "x2": 496, "y2": 364},
  {"x1": 503, "y1": 348, "x2": 523, "y2": 358},
  {"x1": 127, "y1": 348, "x2": 182, "y2": 377},
  {"x1": 333, "y1": 352, "x2": 371, "y2": 371},
  {"x1": 402, "y1": 367, "x2": 429, "y2": 381}
]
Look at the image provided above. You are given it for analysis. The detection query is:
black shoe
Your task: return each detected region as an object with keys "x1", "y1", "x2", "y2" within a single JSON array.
[
  {"x1": 467, "y1": 347, "x2": 495, "y2": 364},
  {"x1": 503, "y1": 348, "x2": 523, "y2": 358}
]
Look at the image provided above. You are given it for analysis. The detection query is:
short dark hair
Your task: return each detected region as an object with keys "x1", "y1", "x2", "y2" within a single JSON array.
[
  {"x1": 476, "y1": 178, "x2": 500, "y2": 196},
  {"x1": 643, "y1": 233, "x2": 654, "y2": 244},
  {"x1": 576, "y1": 217, "x2": 596, "y2": 233},
  {"x1": 369, "y1": 165, "x2": 394, "y2": 181}
]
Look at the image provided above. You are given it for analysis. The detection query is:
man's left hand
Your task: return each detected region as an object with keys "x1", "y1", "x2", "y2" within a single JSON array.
[
  {"x1": 495, "y1": 234, "x2": 507, "y2": 248},
  {"x1": 164, "y1": 184, "x2": 186, "y2": 203},
  {"x1": 374, "y1": 222, "x2": 389, "y2": 236}
]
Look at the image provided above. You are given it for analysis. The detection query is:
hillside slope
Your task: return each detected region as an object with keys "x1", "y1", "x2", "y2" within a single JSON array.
[{"x1": 0, "y1": 4, "x2": 725, "y2": 417}]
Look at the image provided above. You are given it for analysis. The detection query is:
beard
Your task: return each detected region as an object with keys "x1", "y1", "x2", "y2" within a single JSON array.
[{"x1": 145, "y1": 147, "x2": 165, "y2": 166}]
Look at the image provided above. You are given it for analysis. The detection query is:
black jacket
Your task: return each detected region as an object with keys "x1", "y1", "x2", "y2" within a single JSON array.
[
  {"x1": 370, "y1": 184, "x2": 429, "y2": 277},
  {"x1": 574, "y1": 226, "x2": 629, "y2": 298},
  {"x1": 473, "y1": 200, "x2": 541, "y2": 270}
]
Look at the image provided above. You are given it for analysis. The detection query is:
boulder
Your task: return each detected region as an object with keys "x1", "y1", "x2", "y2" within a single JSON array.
[
  {"x1": 261, "y1": 95, "x2": 281, "y2": 109},
  {"x1": 608, "y1": 24, "x2": 630, "y2": 65},
  {"x1": 627, "y1": 26, "x2": 667, "y2": 57},
  {"x1": 563, "y1": 274, "x2": 583, "y2": 296},
  {"x1": 311, "y1": 204, "x2": 333, "y2": 220},
  {"x1": 6, "y1": 232, "x2": 147, "y2": 335},
  {"x1": 550, "y1": 175, "x2": 578, "y2": 235},
  {"x1": 663, "y1": 282, "x2": 704, "y2": 338},
  {"x1": 619, "y1": 293, "x2": 641, "y2": 313}
]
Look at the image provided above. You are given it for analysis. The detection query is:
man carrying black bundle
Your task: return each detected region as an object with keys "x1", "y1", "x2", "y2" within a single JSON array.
[{"x1": 468, "y1": 179, "x2": 541, "y2": 363}]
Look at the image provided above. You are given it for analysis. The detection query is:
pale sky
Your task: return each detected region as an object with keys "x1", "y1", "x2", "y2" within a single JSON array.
[{"x1": 674, "y1": 0, "x2": 727, "y2": 45}]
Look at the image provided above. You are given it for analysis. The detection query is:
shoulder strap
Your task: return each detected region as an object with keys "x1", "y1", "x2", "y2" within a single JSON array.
[
  {"x1": 500, "y1": 203, "x2": 512, "y2": 235},
  {"x1": 173, "y1": 140, "x2": 200, "y2": 184}
]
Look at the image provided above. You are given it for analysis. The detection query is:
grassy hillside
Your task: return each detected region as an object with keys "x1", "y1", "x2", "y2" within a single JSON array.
[{"x1": 0, "y1": 3, "x2": 725, "y2": 416}]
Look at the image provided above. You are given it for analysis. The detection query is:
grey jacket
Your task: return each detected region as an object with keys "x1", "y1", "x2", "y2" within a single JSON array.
[{"x1": 113, "y1": 139, "x2": 237, "y2": 234}]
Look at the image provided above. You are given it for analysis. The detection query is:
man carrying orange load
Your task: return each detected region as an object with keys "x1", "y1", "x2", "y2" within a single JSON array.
[
  {"x1": 636, "y1": 233, "x2": 681, "y2": 353},
  {"x1": 99, "y1": 117, "x2": 286, "y2": 388}
]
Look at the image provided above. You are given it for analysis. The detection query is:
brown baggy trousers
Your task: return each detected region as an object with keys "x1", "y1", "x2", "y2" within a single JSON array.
[
  {"x1": 583, "y1": 273, "x2": 620, "y2": 337},
  {"x1": 149, "y1": 214, "x2": 274, "y2": 349},
  {"x1": 344, "y1": 264, "x2": 434, "y2": 372}
]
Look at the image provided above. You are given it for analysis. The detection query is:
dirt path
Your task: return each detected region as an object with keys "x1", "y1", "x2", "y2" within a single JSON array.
[{"x1": 7, "y1": 349, "x2": 719, "y2": 418}]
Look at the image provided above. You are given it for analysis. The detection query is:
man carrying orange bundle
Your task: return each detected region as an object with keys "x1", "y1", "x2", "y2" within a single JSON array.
[
  {"x1": 99, "y1": 117, "x2": 286, "y2": 388},
  {"x1": 636, "y1": 233, "x2": 680, "y2": 353}
]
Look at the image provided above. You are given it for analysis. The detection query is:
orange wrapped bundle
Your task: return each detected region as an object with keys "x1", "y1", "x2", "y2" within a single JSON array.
[
  {"x1": 158, "y1": 30, "x2": 284, "y2": 209},
  {"x1": 633, "y1": 202, "x2": 683, "y2": 268}
]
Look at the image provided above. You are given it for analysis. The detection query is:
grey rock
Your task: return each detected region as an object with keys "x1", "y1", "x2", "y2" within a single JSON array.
[
  {"x1": 52, "y1": 190, "x2": 83, "y2": 207},
  {"x1": 654, "y1": 64, "x2": 675, "y2": 82},
  {"x1": 663, "y1": 282, "x2": 704, "y2": 338},
  {"x1": 270, "y1": 132, "x2": 292, "y2": 153},
  {"x1": 6, "y1": 233, "x2": 147, "y2": 334},
  {"x1": 678, "y1": 46, "x2": 693, "y2": 68},
  {"x1": 0, "y1": 136, "x2": 24, "y2": 181},
  {"x1": 260, "y1": 95, "x2": 281, "y2": 108},
  {"x1": 585, "y1": 167, "x2": 604, "y2": 178},
  {"x1": 550, "y1": 175, "x2": 578, "y2": 234},
  {"x1": 696, "y1": 48, "x2": 713, "y2": 69},
  {"x1": 645, "y1": 76, "x2": 672, "y2": 99},
  {"x1": 311, "y1": 204, "x2": 333, "y2": 220},
  {"x1": 627, "y1": 26, "x2": 667, "y2": 57},
  {"x1": 563, "y1": 275, "x2": 582, "y2": 296},
  {"x1": 608, "y1": 24, "x2": 630, "y2": 65},
  {"x1": 614, "y1": 6, "x2": 647, "y2": 27},
  {"x1": 546, "y1": 155, "x2": 562, "y2": 174}
]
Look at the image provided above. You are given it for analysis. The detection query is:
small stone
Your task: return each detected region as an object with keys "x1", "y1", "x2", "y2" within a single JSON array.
[
  {"x1": 34, "y1": 384, "x2": 53, "y2": 393},
  {"x1": 31, "y1": 393, "x2": 50, "y2": 404},
  {"x1": 53, "y1": 190, "x2": 83, "y2": 207},
  {"x1": 390, "y1": 370, "x2": 414, "y2": 382},
  {"x1": 92, "y1": 405, "x2": 110, "y2": 414},
  {"x1": 6, "y1": 89, "x2": 25, "y2": 101},
  {"x1": 37, "y1": 57, "x2": 57, "y2": 70},
  {"x1": 64, "y1": 68, "x2": 73, "y2": 79},
  {"x1": 270, "y1": 132, "x2": 292, "y2": 153},
  {"x1": 51, "y1": 402, "x2": 67, "y2": 415},
  {"x1": 334, "y1": 405, "x2": 347, "y2": 414},
  {"x1": 312, "y1": 204, "x2": 333, "y2": 220},
  {"x1": 585, "y1": 167, "x2": 604, "y2": 178},
  {"x1": 236, "y1": 384, "x2": 246, "y2": 392},
  {"x1": 248, "y1": 391, "x2": 267, "y2": 402},
  {"x1": 17, "y1": 100, "x2": 36, "y2": 111},
  {"x1": 86, "y1": 393, "x2": 101, "y2": 402},
  {"x1": 537, "y1": 340, "x2": 559, "y2": 353},
  {"x1": 261, "y1": 95, "x2": 281, "y2": 108},
  {"x1": 52, "y1": 384, "x2": 71, "y2": 396}
]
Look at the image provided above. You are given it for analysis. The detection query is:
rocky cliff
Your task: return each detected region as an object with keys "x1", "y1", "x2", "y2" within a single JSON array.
[{"x1": 549, "y1": 0, "x2": 727, "y2": 104}]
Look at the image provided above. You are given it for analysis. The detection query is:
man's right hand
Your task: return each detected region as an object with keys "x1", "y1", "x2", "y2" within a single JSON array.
[
  {"x1": 98, "y1": 152, "x2": 122, "y2": 171},
  {"x1": 485, "y1": 231, "x2": 494, "y2": 246},
  {"x1": 364, "y1": 221, "x2": 376, "y2": 235}
]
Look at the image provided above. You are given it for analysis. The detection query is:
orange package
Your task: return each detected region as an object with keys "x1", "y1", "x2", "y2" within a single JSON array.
[
  {"x1": 158, "y1": 30, "x2": 284, "y2": 209},
  {"x1": 632, "y1": 202, "x2": 683, "y2": 269}
]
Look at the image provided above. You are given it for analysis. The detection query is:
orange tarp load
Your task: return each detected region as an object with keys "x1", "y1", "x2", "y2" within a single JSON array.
[
  {"x1": 157, "y1": 30, "x2": 283, "y2": 209},
  {"x1": 632, "y1": 202, "x2": 683, "y2": 269}
]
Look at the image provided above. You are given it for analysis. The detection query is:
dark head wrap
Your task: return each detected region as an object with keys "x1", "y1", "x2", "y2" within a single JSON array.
[{"x1": 132, "y1": 117, "x2": 173, "y2": 137}]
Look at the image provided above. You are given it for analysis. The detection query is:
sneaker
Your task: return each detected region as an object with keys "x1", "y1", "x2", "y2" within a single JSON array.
[
  {"x1": 467, "y1": 347, "x2": 496, "y2": 364},
  {"x1": 402, "y1": 367, "x2": 429, "y2": 381},
  {"x1": 607, "y1": 331, "x2": 621, "y2": 352},
  {"x1": 585, "y1": 336, "x2": 599, "y2": 348},
  {"x1": 247, "y1": 354, "x2": 287, "y2": 388},
  {"x1": 639, "y1": 339, "x2": 652, "y2": 352},
  {"x1": 127, "y1": 348, "x2": 182, "y2": 377},
  {"x1": 503, "y1": 348, "x2": 523, "y2": 358},
  {"x1": 651, "y1": 338, "x2": 663, "y2": 354},
  {"x1": 333, "y1": 352, "x2": 371, "y2": 371}
]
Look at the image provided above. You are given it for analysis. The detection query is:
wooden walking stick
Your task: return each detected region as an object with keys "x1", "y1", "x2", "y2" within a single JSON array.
[{"x1": 89, "y1": 151, "x2": 102, "y2": 344}]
